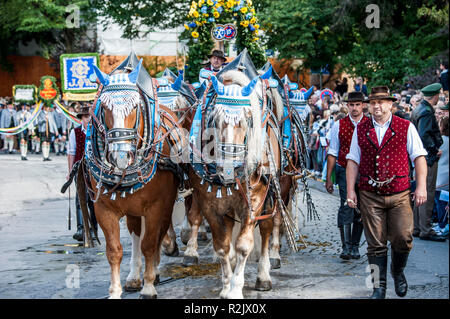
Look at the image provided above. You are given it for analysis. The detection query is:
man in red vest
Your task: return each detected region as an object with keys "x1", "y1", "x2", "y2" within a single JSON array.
[
  {"x1": 346, "y1": 86, "x2": 428, "y2": 299},
  {"x1": 67, "y1": 105, "x2": 97, "y2": 241},
  {"x1": 325, "y1": 91, "x2": 369, "y2": 260}
]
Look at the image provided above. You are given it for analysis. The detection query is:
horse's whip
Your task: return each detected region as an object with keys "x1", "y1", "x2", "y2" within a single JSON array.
[{"x1": 68, "y1": 186, "x2": 71, "y2": 230}]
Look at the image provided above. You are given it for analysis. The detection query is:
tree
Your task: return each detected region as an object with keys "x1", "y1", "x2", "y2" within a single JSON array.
[
  {"x1": 0, "y1": 0, "x2": 96, "y2": 72},
  {"x1": 259, "y1": 0, "x2": 449, "y2": 90}
]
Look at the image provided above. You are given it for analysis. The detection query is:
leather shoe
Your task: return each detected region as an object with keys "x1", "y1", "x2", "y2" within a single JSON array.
[
  {"x1": 391, "y1": 251, "x2": 409, "y2": 297},
  {"x1": 419, "y1": 234, "x2": 446, "y2": 242},
  {"x1": 73, "y1": 228, "x2": 83, "y2": 241}
]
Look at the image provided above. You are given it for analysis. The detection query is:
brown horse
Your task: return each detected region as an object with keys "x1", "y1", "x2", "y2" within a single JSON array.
[
  {"x1": 84, "y1": 59, "x2": 185, "y2": 299},
  {"x1": 186, "y1": 68, "x2": 282, "y2": 298}
]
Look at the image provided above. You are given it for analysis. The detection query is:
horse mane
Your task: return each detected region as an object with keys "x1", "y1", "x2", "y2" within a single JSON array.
[
  {"x1": 216, "y1": 70, "x2": 263, "y2": 171},
  {"x1": 256, "y1": 70, "x2": 284, "y2": 122}
]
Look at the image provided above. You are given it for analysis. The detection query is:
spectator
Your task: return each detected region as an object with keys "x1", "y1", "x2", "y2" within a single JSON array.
[
  {"x1": 335, "y1": 78, "x2": 348, "y2": 97},
  {"x1": 438, "y1": 61, "x2": 449, "y2": 92},
  {"x1": 354, "y1": 77, "x2": 368, "y2": 96},
  {"x1": 434, "y1": 116, "x2": 449, "y2": 236}
]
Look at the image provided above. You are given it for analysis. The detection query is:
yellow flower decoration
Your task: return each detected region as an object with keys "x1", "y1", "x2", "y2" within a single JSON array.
[
  {"x1": 250, "y1": 17, "x2": 256, "y2": 24},
  {"x1": 226, "y1": 0, "x2": 234, "y2": 8},
  {"x1": 192, "y1": 31, "x2": 199, "y2": 38},
  {"x1": 198, "y1": 0, "x2": 204, "y2": 6},
  {"x1": 193, "y1": 11, "x2": 199, "y2": 18},
  {"x1": 240, "y1": 7, "x2": 248, "y2": 14},
  {"x1": 254, "y1": 24, "x2": 260, "y2": 29},
  {"x1": 240, "y1": 20, "x2": 249, "y2": 27},
  {"x1": 247, "y1": 0, "x2": 253, "y2": 5},
  {"x1": 184, "y1": 24, "x2": 190, "y2": 30},
  {"x1": 203, "y1": 13, "x2": 209, "y2": 17},
  {"x1": 195, "y1": 20, "x2": 202, "y2": 26},
  {"x1": 213, "y1": 11, "x2": 220, "y2": 18},
  {"x1": 191, "y1": 1, "x2": 197, "y2": 8},
  {"x1": 207, "y1": 0, "x2": 214, "y2": 5}
]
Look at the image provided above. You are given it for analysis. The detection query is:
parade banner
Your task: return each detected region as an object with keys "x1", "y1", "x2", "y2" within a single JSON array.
[
  {"x1": 62, "y1": 92, "x2": 97, "y2": 101},
  {"x1": 13, "y1": 85, "x2": 37, "y2": 103},
  {"x1": 60, "y1": 53, "x2": 100, "y2": 94},
  {"x1": 0, "y1": 101, "x2": 43, "y2": 135},
  {"x1": 38, "y1": 76, "x2": 60, "y2": 107}
]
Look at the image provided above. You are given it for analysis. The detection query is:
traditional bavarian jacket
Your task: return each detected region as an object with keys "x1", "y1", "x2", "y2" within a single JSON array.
[
  {"x1": 328, "y1": 114, "x2": 369, "y2": 168},
  {"x1": 346, "y1": 114, "x2": 427, "y2": 195},
  {"x1": 68, "y1": 125, "x2": 86, "y2": 163},
  {"x1": 37, "y1": 110, "x2": 58, "y2": 134}
]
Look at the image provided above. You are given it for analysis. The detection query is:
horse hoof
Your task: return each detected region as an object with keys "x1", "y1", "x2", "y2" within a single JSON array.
[
  {"x1": 139, "y1": 294, "x2": 157, "y2": 299},
  {"x1": 163, "y1": 243, "x2": 180, "y2": 257},
  {"x1": 182, "y1": 256, "x2": 199, "y2": 266},
  {"x1": 124, "y1": 279, "x2": 142, "y2": 292},
  {"x1": 180, "y1": 229, "x2": 190, "y2": 245},
  {"x1": 270, "y1": 258, "x2": 281, "y2": 269},
  {"x1": 198, "y1": 232, "x2": 208, "y2": 241},
  {"x1": 255, "y1": 278, "x2": 272, "y2": 291}
]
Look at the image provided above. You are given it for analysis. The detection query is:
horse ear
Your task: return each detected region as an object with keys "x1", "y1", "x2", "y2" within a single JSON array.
[
  {"x1": 241, "y1": 76, "x2": 259, "y2": 96},
  {"x1": 260, "y1": 65, "x2": 273, "y2": 80},
  {"x1": 92, "y1": 65, "x2": 109, "y2": 86},
  {"x1": 171, "y1": 74, "x2": 183, "y2": 91},
  {"x1": 128, "y1": 58, "x2": 143, "y2": 84},
  {"x1": 210, "y1": 75, "x2": 225, "y2": 95},
  {"x1": 304, "y1": 86, "x2": 314, "y2": 100}
]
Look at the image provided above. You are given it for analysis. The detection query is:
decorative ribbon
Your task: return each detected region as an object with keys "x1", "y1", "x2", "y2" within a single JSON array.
[
  {"x1": 53, "y1": 100, "x2": 82, "y2": 125},
  {"x1": 0, "y1": 101, "x2": 43, "y2": 135}
]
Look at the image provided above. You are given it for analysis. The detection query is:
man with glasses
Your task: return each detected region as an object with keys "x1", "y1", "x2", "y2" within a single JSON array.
[{"x1": 325, "y1": 91, "x2": 369, "y2": 260}]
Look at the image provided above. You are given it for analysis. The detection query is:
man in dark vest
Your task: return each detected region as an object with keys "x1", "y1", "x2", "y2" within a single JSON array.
[
  {"x1": 67, "y1": 105, "x2": 97, "y2": 241},
  {"x1": 325, "y1": 91, "x2": 369, "y2": 260},
  {"x1": 411, "y1": 83, "x2": 446, "y2": 241},
  {"x1": 346, "y1": 86, "x2": 428, "y2": 299}
]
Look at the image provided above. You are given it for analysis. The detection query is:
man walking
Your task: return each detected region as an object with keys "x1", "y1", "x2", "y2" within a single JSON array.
[
  {"x1": 15, "y1": 103, "x2": 32, "y2": 160},
  {"x1": 0, "y1": 101, "x2": 17, "y2": 154},
  {"x1": 346, "y1": 86, "x2": 428, "y2": 299},
  {"x1": 67, "y1": 105, "x2": 97, "y2": 241},
  {"x1": 325, "y1": 91, "x2": 369, "y2": 260},
  {"x1": 411, "y1": 83, "x2": 446, "y2": 241}
]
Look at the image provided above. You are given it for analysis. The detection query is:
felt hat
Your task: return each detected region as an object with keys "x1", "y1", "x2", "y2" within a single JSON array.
[
  {"x1": 368, "y1": 86, "x2": 397, "y2": 101},
  {"x1": 344, "y1": 91, "x2": 366, "y2": 102}
]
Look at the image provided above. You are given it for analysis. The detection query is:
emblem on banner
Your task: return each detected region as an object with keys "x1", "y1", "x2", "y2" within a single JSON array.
[
  {"x1": 13, "y1": 85, "x2": 37, "y2": 103},
  {"x1": 38, "y1": 76, "x2": 59, "y2": 106},
  {"x1": 211, "y1": 24, "x2": 237, "y2": 41},
  {"x1": 60, "y1": 53, "x2": 100, "y2": 94}
]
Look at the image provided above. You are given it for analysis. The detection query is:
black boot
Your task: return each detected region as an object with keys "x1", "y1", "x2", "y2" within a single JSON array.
[
  {"x1": 339, "y1": 224, "x2": 352, "y2": 260},
  {"x1": 350, "y1": 222, "x2": 364, "y2": 259},
  {"x1": 367, "y1": 255, "x2": 387, "y2": 299},
  {"x1": 391, "y1": 251, "x2": 409, "y2": 297},
  {"x1": 73, "y1": 226, "x2": 83, "y2": 242}
]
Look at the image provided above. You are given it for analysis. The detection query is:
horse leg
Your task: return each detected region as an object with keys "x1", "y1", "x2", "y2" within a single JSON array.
[
  {"x1": 198, "y1": 221, "x2": 208, "y2": 241},
  {"x1": 183, "y1": 197, "x2": 202, "y2": 266},
  {"x1": 162, "y1": 221, "x2": 179, "y2": 257},
  {"x1": 256, "y1": 217, "x2": 273, "y2": 291},
  {"x1": 140, "y1": 204, "x2": 172, "y2": 299},
  {"x1": 180, "y1": 194, "x2": 192, "y2": 245},
  {"x1": 124, "y1": 215, "x2": 143, "y2": 291},
  {"x1": 96, "y1": 208, "x2": 123, "y2": 299},
  {"x1": 226, "y1": 218, "x2": 255, "y2": 299},
  {"x1": 269, "y1": 210, "x2": 282, "y2": 269}
]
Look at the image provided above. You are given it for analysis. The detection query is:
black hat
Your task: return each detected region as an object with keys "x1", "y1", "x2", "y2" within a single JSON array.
[
  {"x1": 368, "y1": 86, "x2": 397, "y2": 101},
  {"x1": 208, "y1": 50, "x2": 226, "y2": 61},
  {"x1": 344, "y1": 91, "x2": 366, "y2": 102},
  {"x1": 76, "y1": 106, "x2": 90, "y2": 119}
]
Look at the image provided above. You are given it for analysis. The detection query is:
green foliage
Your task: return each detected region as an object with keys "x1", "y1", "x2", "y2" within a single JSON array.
[
  {"x1": 0, "y1": 0, "x2": 94, "y2": 71},
  {"x1": 259, "y1": 0, "x2": 449, "y2": 89}
]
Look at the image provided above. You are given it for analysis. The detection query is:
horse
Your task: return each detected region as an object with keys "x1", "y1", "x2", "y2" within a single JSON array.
[
  {"x1": 82, "y1": 57, "x2": 186, "y2": 299},
  {"x1": 267, "y1": 73, "x2": 318, "y2": 269},
  {"x1": 186, "y1": 64, "x2": 283, "y2": 299}
]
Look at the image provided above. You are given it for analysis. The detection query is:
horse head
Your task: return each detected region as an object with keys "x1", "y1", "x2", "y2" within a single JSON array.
[
  {"x1": 92, "y1": 59, "x2": 145, "y2": 170},
  {"x1": 207, "y1": 67, "x2": 272, "y2": 180}
]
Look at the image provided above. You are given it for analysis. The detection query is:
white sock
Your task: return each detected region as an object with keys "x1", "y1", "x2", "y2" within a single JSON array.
[
  {"x1": 20, "y1": 141, "x2": 27, "y2": 157},
  {"x1": 8, "y1": 139, "x2": 14, "y2": 152},
  {"x1": 42, "y1": 143, "x2": 50, "y2": 159},
  {"x1": 36, "y1": 142, "x2": 40, "y2": 153},
  {"x1": 54, "y1": 142, "x2": 59, "y2": 153}
]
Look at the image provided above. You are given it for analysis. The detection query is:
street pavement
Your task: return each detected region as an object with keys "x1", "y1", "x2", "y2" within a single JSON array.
[{"x1": 0, "y1": 153, "x2": 448, "y2": 299}]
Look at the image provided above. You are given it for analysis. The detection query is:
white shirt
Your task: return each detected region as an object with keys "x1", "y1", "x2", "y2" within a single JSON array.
[
  {"x1": 346, "y1": 114, "x2": 427, "y2": 165},
  {"x1": 68, "y1": 125, "x2": 86, "y2": 156},
  {"x1": 328, "y1": 114, "x2": 364, "y2": 158}
]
